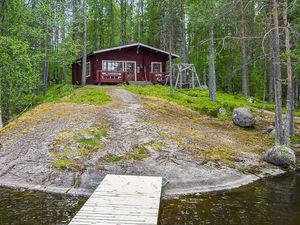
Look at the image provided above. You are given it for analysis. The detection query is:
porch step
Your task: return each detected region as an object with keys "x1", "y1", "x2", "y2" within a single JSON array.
[{"x1": 128, "y1": 81, "x2": 153, "y2": 86}]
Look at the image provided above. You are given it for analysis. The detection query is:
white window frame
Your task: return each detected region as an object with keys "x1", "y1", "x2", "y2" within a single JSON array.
[
  {"x1": 86, "y1": 62, "x2": 91, "y2": 77},
  {"x1": 102, "y1": 60, "x2": 137, "y2": 81},
  {"x1": 151, "y1": 62, "x2": 162, "y2": 73}
]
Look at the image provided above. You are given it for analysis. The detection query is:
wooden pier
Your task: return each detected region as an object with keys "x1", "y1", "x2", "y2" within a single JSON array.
[{"x1": 69, "y1": 174, "x2": 162, "y2": 225}]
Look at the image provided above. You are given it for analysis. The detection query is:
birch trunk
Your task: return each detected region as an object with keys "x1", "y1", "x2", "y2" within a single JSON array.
[
  {"x1": 0, "y1": 110, "x2": 3, "y2": 128},
  {"x1": 272, "y1": 0, "x2": 284, "y2": 145},
  {"x1": 60, "y1": 0, "x2": 66, "y2": 83},
  {"x1": 267, "y1": 6, "x2": 274, "y2": 103},
  {"x1": 169, "y1": 0, "x2": 173, "y2": 95},
  {"x1": 180, "y1": 0, "x2": 186, "y2": 83},
  {"x1": 209, "y1": 26, "x2": 216, "y2": 101},
  {"x1": 284, "y1": 0, "x2": 294, "y2": 145},
  {"x1": 240, "y1": 0, "x2": 249, "y2": 97},
  {"x1": 81, "y1": 0, "x2": 87, "y2": 86}
]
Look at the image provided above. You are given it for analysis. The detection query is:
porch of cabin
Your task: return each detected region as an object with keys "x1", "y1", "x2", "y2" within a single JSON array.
[{"x1": 95, "y1": 70, "x2": 168, "y2": 85}]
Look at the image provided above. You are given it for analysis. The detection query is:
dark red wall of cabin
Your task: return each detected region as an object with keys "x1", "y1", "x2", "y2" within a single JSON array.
[{"x1": 72, "y1": 46, "x2": 169, "y2": 85}]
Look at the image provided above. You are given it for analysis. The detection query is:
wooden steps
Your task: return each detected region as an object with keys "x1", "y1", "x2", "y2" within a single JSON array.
[
  {"x1": 128, "y1": 81, "x2": 153, "y2": 86},
  {"x1": 69, "y1": 174, "x2": 162, "y2": 225}
]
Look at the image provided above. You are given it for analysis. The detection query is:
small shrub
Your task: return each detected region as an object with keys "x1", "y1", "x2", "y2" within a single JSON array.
[
  {"x1": 54, "y1": 158, "x2": 71, "y2": 170},
  {"x1": 106, "y1": 154, "x2": 122, "y2": 163}
]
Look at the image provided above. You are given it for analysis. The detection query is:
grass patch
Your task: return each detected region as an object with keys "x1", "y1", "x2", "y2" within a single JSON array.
[
  {"x1": 291, "y1": 135, "x2": 300, "y2": 145},
  {"x1": 106, "y1": 154, "x2": 122, "y2": 163},
  {"x1": 126, "y1": 85, "x2": 279, "y2": 118},
  {"x1": 63, "y1": 86, "x2": 111, "y2": 105},
  {"x1": 204, "y1": 147, "x2": 239, "y2": 162},
  {"x1": 144, "y1": 141, "x2": 165, "y2": 152},
  {"x1": 35, "y1": 84, "x2": 111, "y2": 106},
  {"x1": 53, "y1": 158, "x2": 71, "y2": 170},
  {"x1": 76, "y1": 137, "x2": 101, "y2": 148},
  {"x1": 100, "y1": 144, "x2": 150, "y2": 167},
  {"x1": 50, "y1": 124, "x2": 108, "y2": 170},
  {"x1": 126, "y1": 145, "x2": 149, "y2": 161}
]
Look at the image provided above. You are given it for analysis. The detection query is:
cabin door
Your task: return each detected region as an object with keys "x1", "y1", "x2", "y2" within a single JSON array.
[{"x1": 125, "y1": 62, "x2": 136, "y2": 81}]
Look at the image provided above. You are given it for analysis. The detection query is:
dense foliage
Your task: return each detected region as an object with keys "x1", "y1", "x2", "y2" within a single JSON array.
[{"x1": 0, "y1": 0, "x2": 299, "y2": 126}]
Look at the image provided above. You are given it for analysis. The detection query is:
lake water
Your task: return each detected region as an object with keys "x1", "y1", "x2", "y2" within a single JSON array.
[{"x1": 0, "y1": 173, "x2": 299, "y2": 225}]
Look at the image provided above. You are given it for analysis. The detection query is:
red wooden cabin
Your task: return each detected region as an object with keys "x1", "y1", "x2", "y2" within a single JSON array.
[{"x1": 72, "y1": 43, "x2": 179, "y2": 85}]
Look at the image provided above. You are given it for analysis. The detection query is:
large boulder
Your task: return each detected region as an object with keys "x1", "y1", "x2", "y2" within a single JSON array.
[
  {"x1": 232, "y1": 107, "x2": 256, "y2": 128},
  {"x1": 264, "y1": 145, "x2": 296, "y2": 168}
]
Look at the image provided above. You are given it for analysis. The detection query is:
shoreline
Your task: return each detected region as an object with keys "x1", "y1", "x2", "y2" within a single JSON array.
[{"x1": 0, "y1": 167, "x2": 285, "y2": 198}]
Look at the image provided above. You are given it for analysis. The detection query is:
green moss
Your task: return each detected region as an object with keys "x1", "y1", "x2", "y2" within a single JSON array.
[
  {"x1": 35, "y1": 85, "x2": 111, "y2": 106},
  {"x1": 126, "y1": 85, "x2": 276, "y2": 118},
  {"x1": 63, "y1": 86, "x2": 111, "y2": 105},
  {"x1": 222, "y1": 159, "x2": 236, "y2": 168},
  {"x1": 237, "y1": 165, "x2": 262, "y2": 174}
]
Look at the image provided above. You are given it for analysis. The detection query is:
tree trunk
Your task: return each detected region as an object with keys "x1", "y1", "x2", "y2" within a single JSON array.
[
  {"x1": 284, "y1": 0, "x2": 294, "y2": 145},
  {"x1": 187, "y1": 26, "x2": 191, "y2": 64},
  {"x1": 202, "y1": 70, "x2": 207, "y2": 86},
  {"x1": 60, "y1": 0, "x2": 66, "y2": 84},
  {"x1": 99, "y1": 0, "x2": 104, "y2": 49},
  {"x1": 180, "y1": 0, "x2": 186, "y2": 63},
  {"x1": 267, "y1": 6, "x2": 274, "y2": 103},
  {"x1": 169, "y1": 0, "x2": 173, "y2": 96},
  {"x1": 120, "y1": 0, "x2": 126, "y2": 45},
  {"x1": 179, "y1": 0, "x2": 187, "y2": 83},
  {"x1": 209, "y1": 26, "x2": 216, "y2": 101},
  {"x1": 240, "y1": 0, "x2": 249, "y2": 97},
  {"x1": 0, "y1": 72, "x2": 11, "y2": 125},
  {"x1": 138, "y1": 0, "x2": 144, "y2": 43},
  {"x1": 43, "y1": 17, "x2": 49, "y2": 95},
  {"x1": 272, "y1": 0, "x2": 284, "y2": 145},
  {"x1": 110, "y1": 0, "x2": 115, "y2": 47},
  {"x1": 0, "y1": 109, "x2": 3, "y2": 128},
  {"x1": 129, "y1": 0, "x2": 134, "y2": 42},
  {"x1": 81, "y1": 0, "x2": 87, "y2": 86}
]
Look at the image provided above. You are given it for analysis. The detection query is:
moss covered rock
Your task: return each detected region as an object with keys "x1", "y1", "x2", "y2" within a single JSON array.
[{"x1": 264, "y1": 145, "x2": 296, "y2": 168}]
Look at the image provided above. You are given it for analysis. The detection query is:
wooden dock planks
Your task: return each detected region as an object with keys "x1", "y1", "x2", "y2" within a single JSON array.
[{"x1": 69, "y1": 174, "x2": 162, "y2": 225}]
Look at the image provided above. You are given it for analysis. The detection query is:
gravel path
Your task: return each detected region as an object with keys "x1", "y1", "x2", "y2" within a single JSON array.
[{"x1": 0, "y1": 88, "x2": 284, "y2": 197}]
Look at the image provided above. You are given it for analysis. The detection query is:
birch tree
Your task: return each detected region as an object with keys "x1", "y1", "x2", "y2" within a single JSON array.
[
  {"x1": 272, "y1": 0, "x2": 284, "y2": 145},
  {"x1": 240, "y1": 0, "x2": 249, "y2": 97},
  {"x1": 284, "y1": 0, "x2": 294, "y2": 145},
  {"x1": 81, "y1": 0, "x2": 87, "y2": 86},
  {"x1": 209, "y1": 26, "x2": 217, "y2": 101}
]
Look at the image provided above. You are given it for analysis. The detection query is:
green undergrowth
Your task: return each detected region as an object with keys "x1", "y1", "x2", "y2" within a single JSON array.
[
  {"x1": 35, "y1": 84, "x2": 111, "y2": 105},
  {"x1": 291, "y1": 134, "x2": 300, "y2": 145},
  {"x1": 50, "y1": 124, "x2": 108, "y2": 171},
  {"x1": 100, "y1": 143, "x2": 153, "y2": 167},
  {"x1": 126, "y1": 85, "x2": 300, "y2": 118}
]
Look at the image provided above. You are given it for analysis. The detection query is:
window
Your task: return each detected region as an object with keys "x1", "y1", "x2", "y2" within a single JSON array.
[
  {"x1": 151, "y1": 62, "x2": 162, "y2": 73},
  {"x1": 86, "y1": 62, "x2": 91, "y2": 77},
  {"x1": 102, "y1": 60, "x2": 136, "y2": 79},
  {"x1": 102, "y1": 61, "x2": 123, "y2": 72}
]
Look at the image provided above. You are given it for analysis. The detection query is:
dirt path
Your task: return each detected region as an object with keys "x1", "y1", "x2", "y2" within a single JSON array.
[{"x1": 0, "y1": 87, "x2": 284, "y2": 197}]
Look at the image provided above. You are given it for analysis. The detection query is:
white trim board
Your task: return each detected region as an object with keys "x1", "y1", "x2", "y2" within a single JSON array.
[
  {"x1": 93, "y1": 42, "x2": 179, "y2": 58},
  {"x1": 151, "y1": 62, "x2": 162, "y2": 73}
]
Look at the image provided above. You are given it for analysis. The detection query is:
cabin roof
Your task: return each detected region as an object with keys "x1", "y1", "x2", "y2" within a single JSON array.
[{"x1": 93, "y1": 42, "x2": 180, "y2": 58}]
